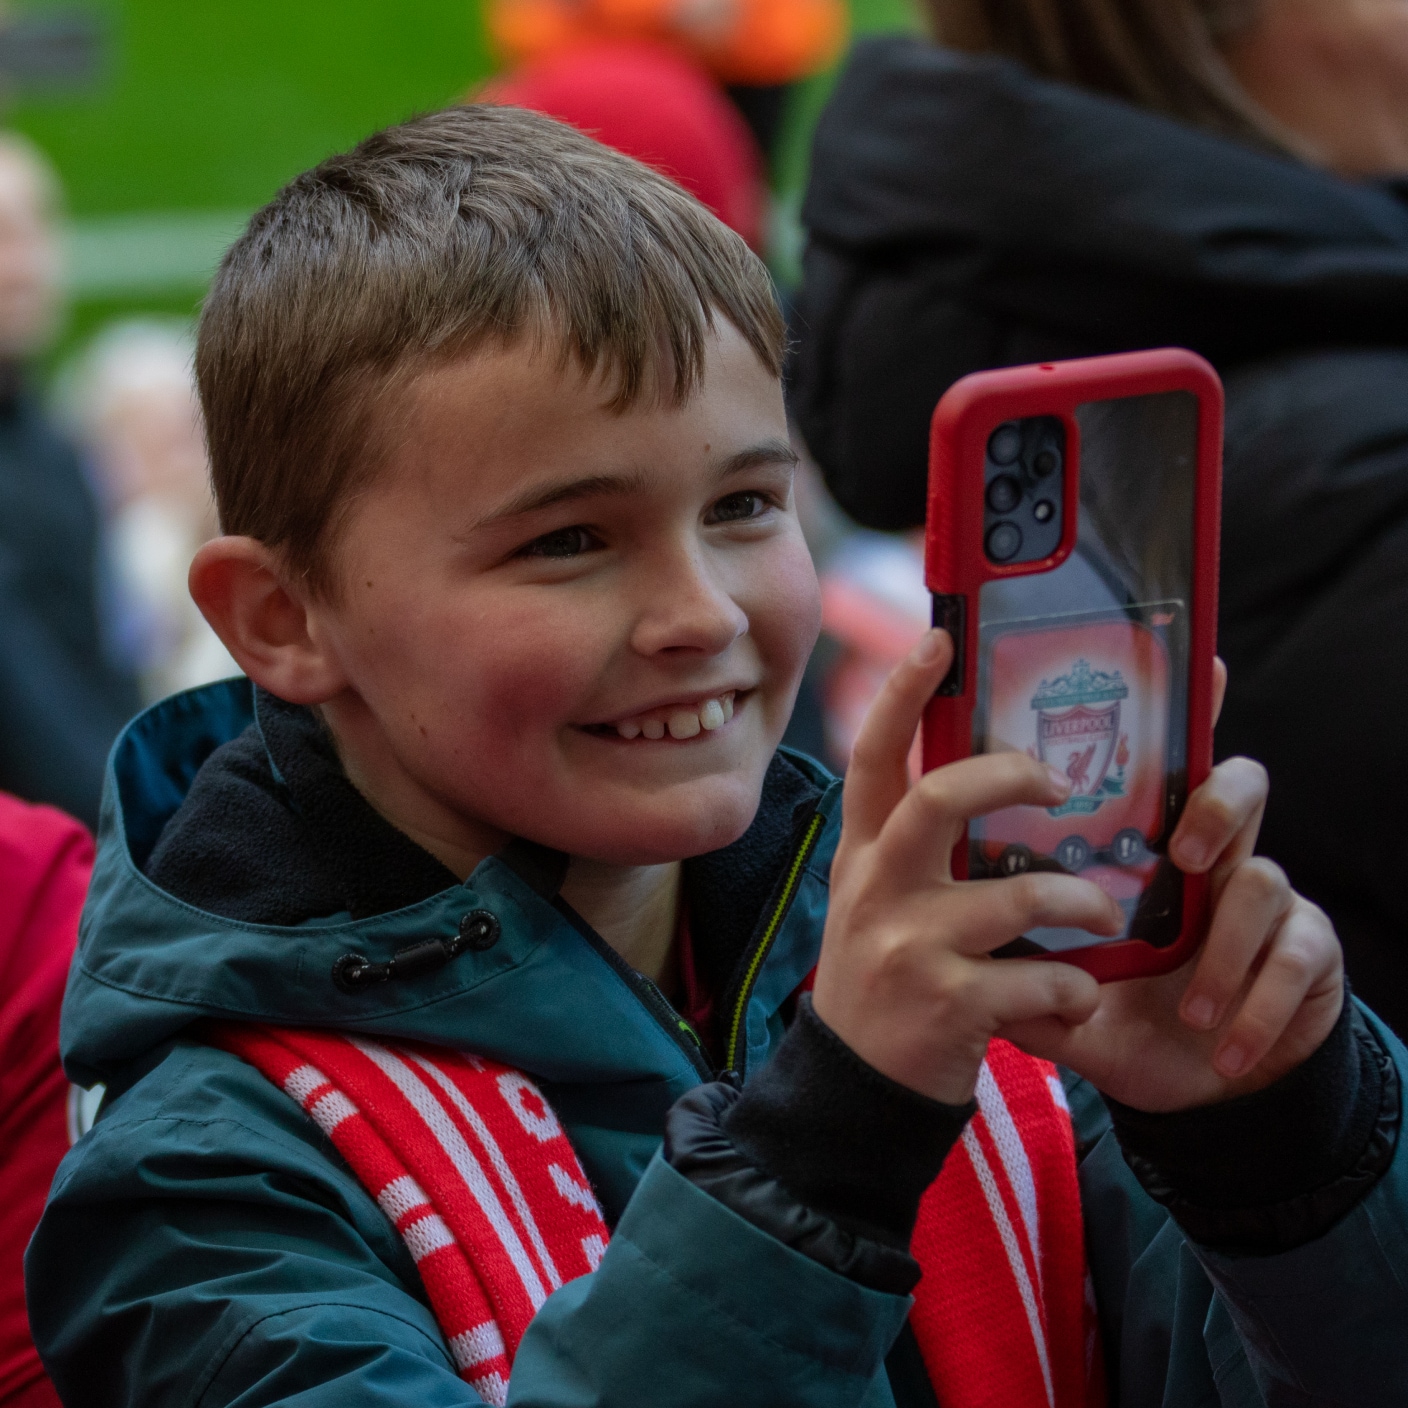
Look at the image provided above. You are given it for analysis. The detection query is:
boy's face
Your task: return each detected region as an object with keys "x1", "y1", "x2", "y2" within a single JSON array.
[{"x1": 310, "y1": 322, "x2": 821, "y2": 867}]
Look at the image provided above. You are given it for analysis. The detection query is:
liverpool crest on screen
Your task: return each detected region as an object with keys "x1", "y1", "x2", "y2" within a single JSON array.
[{"x1": 1031, "y1": 658, "x2": 1130, "y2": 816}]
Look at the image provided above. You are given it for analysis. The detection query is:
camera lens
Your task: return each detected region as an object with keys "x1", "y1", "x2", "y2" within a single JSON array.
[
  {"x1": 1032, "y1": 447, "x2": 1061, "y2": 478},
  {"x1": 1032, "y1": 498, "x2": 1055, "y2": 523},
  {"x1": 986, "y1": 521, "x2": 1022, "y2": 562},
  {"x1": 988, "y1": 423, "x2": 1022, "y2": 465},
  {"x1": 986, "y1": 474, "x2": 1021, "y2": 514}
]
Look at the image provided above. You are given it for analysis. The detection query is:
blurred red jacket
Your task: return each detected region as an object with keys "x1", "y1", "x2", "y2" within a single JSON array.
[{"x1": 0, "y1": 794, "x2": 92, "y2": 1408}]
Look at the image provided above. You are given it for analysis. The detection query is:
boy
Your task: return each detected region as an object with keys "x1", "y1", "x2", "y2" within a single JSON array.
[{"x1": 27, "y1": 106, "x2": 1406, "y2": 1407}]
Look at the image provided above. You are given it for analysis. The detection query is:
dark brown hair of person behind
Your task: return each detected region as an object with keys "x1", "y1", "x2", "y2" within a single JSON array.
[
  {"x1": 923, "y1": 0, "x2": 1302, "y2": 153},
  {"x1": 196, "y1": 103, "x2": 785, "y2": 593}
]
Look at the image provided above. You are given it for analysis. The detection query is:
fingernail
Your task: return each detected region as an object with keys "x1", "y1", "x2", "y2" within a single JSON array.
[
  {"x1": 913, "y1": 629, "x2": 946, "y2": 666},
  {"x1": 1178, "y1": 838, "x2": 1208, "y2": 870},
  {"x1": 1184, "y1": 995, "x2": 1217, "y2": 1029},
  {"x1": 1216, "y1": 1043, "x2": 1246, "y2": 1076},
  {"x1": 1045, "y1": 764, "x2": 1072, "y2": 795}
]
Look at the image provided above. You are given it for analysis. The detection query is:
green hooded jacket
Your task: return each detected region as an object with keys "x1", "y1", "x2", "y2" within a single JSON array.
[{"x1": 26, "y1": 680, "x2": 1408, "y2": 1407}]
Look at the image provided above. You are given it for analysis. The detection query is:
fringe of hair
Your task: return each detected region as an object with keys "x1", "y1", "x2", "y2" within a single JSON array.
[{"x1": 197, "y1": 105, "x2": 785, "y2": 593}]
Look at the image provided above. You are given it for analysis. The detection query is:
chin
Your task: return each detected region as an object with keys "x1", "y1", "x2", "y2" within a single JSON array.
[{"x1": 533, "y1": 781, "x2": 763, "y2": 866}]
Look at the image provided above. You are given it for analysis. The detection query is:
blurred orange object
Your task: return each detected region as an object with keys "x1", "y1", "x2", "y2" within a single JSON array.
[
  {"x1": 482, "y1": 40, "x2": 768, "y2": 247},
  {"x1": 487, "y1": 0, "x2": 846, "y2": 87}
]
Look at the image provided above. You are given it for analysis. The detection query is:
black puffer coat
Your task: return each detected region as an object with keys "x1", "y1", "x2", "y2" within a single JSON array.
[{"x1": 793, "y1": 36, "x2": 1408, "y2": 1035}]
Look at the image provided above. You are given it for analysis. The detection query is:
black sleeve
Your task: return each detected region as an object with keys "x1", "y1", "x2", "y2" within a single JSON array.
[
  {"x1": 664, "y1": 995, "x2": 973, "y2": 1293},
  {"x1": 1105, "y1": 996, "x2": 1400, "y2": 1254}
]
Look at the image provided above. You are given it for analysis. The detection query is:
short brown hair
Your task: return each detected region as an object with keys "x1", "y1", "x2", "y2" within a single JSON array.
[
  {"x1": 197, "y1": 104, "x2": 785, "y2": 591},
  {"x1": 923, "y1": 0, "x2": 1299, "y2": 152}
]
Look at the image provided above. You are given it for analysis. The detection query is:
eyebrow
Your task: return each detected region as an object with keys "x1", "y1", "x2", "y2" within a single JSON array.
[
  {"x1": 719, "y1": 438, "x2": 800, "y2": 477},
  {"x1": 468, "y1": 439, "x2": 800, "y2": 531},
  {"x1": 471, "y1": 472, "x2": 651, "y2": 530}
]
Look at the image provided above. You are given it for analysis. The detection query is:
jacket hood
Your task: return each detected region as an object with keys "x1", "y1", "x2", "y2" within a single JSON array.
[
  {"x1": 63, "y1": 679, "x2": 840, "y2": 1107},
  {"x1": 802, "y1": 37, "x2": 1408, "y2": 363}
]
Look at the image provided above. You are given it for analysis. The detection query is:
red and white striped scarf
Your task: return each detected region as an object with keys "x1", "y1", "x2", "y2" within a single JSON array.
[{"x1": 210, "y1": 1023, "x2": 1103, "y2": 1408}]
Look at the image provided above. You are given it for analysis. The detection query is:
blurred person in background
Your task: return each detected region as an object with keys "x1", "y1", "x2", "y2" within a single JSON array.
[
  {"x1": 480, "y1": 39, "x2": 769, "y2": 248},
  {"x1": 56, "y1": 319, "x2": 236, "y2": 703},
  {"x1": 485, "y1": 0, "x2": 846, "y2": 157},
  {"x1": 0, "y1": 792, "x2": 91, "y2": 1408},
  {"x1": 0, "y1": 133, "x2": 138, "y2": 830},
  {"x1": 791, "y1": 0, "x2": 1408, "y2": 1035}
]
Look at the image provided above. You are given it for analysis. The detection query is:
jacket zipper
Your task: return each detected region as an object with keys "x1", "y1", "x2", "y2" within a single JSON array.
[
  {"x1": 555, "y1": 802, "x2": 825, "y2": 1086},
  {"x1": 556, "y1": 900, "x2": 714, "y2": 1081},
  {"x1": 720, "y1": 809, "x2": 825, "y2": 1081}
]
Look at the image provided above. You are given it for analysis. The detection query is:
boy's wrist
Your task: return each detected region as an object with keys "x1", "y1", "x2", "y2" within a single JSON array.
[{"x1": 1105, "y1": 993, "x2": 1401, "y2": 1253}]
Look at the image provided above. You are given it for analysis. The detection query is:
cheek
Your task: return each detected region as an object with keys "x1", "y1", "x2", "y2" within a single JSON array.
[
  {"x1": 747, "y1": 537, "x2": 823, "y2": 689},
  {"x1": 349, "y1": 587, "x2": 610, "y2": 755}
]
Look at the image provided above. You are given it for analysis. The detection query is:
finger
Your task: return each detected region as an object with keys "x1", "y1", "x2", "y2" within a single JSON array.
[
  {"x1": 879, "y1": 749, "x2": 1073, "y2": 882},
  {"x1": 1179, "y1": 856, "x2": 1294, "y2": 1031},
  {"x1": 998, "y1": 1012, "x2": 1086, "y2": 1069},
  {"x1": 925, "y1": 870, "x2": 1124, "y2": 956},
  {"x1": 1169, "y1": 756, "x2": 1267, "y2": 878},
  {"x1": 1211, "y1": 656, "x2": 1228, "y2": 729},
  {"x1": 843, "y1": 629, "x2": 954, "y2": 843},
  {"x1": 1210, "y1": 899, "x2": 1343, "y2": 1079},
  {"x1": 981, "y1": 958, "x2": 1100, "y2": 1030}
]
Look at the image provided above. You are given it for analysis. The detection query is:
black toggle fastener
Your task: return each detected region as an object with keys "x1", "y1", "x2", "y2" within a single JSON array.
[{"x1": 332, "y1": 909, "x2": 501, "y2": 993}]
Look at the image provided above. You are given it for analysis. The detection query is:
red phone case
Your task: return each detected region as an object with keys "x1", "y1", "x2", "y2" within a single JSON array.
[{"x1": 922, "y1": 349, "x2": 1223, "y2": 981}]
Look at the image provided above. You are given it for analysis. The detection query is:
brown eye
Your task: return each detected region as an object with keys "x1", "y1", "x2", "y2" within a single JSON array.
[
  {"x1": 520, "y1": 526, "x2": 598, "y2": 559},
  {"x1": 709, "y1": 492, "x2": 768, "y2": 524}
]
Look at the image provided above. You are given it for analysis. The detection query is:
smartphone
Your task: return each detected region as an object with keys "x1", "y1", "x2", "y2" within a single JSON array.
[{"x1": 922, "y1": 349, "x2": 1223, "y2": 982}]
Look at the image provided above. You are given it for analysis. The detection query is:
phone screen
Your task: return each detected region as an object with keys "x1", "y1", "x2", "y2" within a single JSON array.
[{"x1": 970, "y1": 390, "x2": 1197, "y2": 952}]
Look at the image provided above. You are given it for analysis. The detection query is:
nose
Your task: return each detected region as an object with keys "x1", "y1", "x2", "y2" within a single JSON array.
[{"x1": 629, "y1": 545, "x2": 748, "y2": 658}]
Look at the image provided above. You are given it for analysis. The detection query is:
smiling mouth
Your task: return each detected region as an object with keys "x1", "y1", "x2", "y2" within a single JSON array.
[{"x1": 583, "y1": 691, "x2": 740, "y2": 741}]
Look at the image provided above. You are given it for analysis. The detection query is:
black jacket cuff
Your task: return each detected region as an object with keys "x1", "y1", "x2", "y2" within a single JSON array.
[
  {"x1": 1107, "y1": 996, "x2": 1400, "y2": 1254},
  {"x1": 724, "y1": 996, "x2": 975, "y2": 1246},
  {"x1": 664, "y1": 995, "x2": 973, "y2": 1292},
  {"x1": 665, "y1": 1082, "x2": 924, "y2": 1295}
]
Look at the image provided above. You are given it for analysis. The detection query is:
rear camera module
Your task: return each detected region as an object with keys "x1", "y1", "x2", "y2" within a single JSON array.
[
  {"x1": 986, "y1": 521, "x2": 1022, "y2": 562},
  {"x1": 985, "y1": 474, "x2": 1022, "y2": 514},
  {"x1": 980, "y1": 415, "x2": 1063, "y2": 567},
  {"x1": 988, "y1": 423, "x2": 1022, "y2": 465}
]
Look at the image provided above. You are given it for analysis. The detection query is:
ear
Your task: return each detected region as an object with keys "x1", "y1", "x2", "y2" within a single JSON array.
[
  {"x1": 1211, "y1": 656, "x2": 1228, "y2": 729},
  {"x1": 189, "y1": 537, "x2": 347, "y2": 704}
]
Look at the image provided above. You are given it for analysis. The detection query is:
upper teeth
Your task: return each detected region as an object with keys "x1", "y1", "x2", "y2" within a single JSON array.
[{"x1": 613, "y1": 692, "x2": 735, "y2": 740}]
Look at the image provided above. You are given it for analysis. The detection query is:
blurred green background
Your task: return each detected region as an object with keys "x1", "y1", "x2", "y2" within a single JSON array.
[
  {"x1": 7, "y1": 0, "x2": 915, "y2": 361},
  {"x1": 5, "y1": 0, "x2": 917, "y2": 358}
]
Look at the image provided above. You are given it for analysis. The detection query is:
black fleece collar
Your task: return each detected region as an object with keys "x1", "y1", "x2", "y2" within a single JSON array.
[
  {"x1": 144, "y1": 687, "x2": 827, "y2": 983},
  {"x1": 145, "y1": 688, "x2": 460, "y2": 924}
]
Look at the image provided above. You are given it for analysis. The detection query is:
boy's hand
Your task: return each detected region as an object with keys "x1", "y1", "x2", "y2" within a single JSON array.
[
  {"x1": 812, "y1": 628, "x2": 1345, "y2": 1114},
  {"x1": 811, "y1": 629, "x2": 1116, "y2": 1104},
  {"x1": 1003, "y1": 756, "x2": 1344, "y2": 1113}
]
